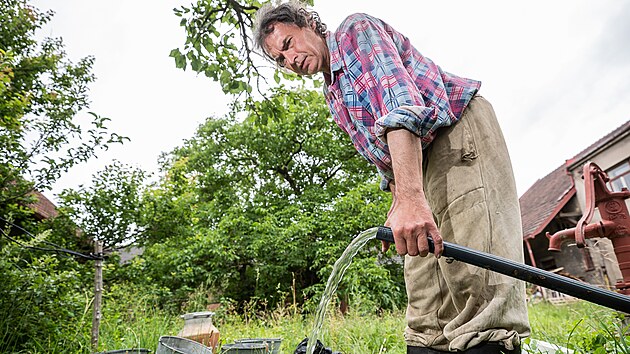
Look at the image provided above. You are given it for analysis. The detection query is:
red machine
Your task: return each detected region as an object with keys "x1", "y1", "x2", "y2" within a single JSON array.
[{"x1": 547, "y1": 162, "x2": 630, "y2": 295}]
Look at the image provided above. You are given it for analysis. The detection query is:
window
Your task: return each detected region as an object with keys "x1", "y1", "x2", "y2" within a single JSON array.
[{"x1": 607, "y1": 160, "x2": 630, "y2": 192}]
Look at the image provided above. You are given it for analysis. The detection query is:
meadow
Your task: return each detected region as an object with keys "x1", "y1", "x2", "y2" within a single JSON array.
[{"x1": 28, "y1": 291, "x2": 627, "y2": 354}]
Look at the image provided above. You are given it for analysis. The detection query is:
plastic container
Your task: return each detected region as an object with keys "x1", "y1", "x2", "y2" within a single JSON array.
[
  {"x1": 523, "y1": 339, "x2": 574, "y2": 354},
  {"x1": 98, "y1": 350, "x2": 151, "y2": 354},
  {"x1": 178, "y1": 311, "x2": 220, "y2": 352},
  {"x1": 220, "y1": 343, "x2": 267, "y2": 354},
  {"x1": 156, "y1": 336, "x2": 214, "y2": 354},
  {"x1": 234, "y1": 338, "x2": 282, "y2": 354}
]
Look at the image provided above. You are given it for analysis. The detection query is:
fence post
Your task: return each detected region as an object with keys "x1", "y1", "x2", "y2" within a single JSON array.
[{"x1": 91, "y1": 240, "x2": 103, "y2": 352}]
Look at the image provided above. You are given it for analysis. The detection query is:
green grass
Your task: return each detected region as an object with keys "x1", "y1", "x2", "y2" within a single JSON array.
[
  {"x1": 97, "y1": 298, "x2": 180, "y2": 352},
  {"x1": 14, "y1": 294, "x2": 629, "y2": 353},
  {"x1": 215, "y1": 309, "x2": 406, "y2": 354},
  {"x1": 96, "y1": 300, "x2": 626, "y2": 354},
  {"x1": 525, "y1": 301, "x2": 629, "y2": 353}
]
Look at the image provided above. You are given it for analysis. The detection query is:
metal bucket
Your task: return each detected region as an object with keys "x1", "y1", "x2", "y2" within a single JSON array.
[
  {"x1": 156, "y1": 336, "x2": 214, "y2": 354},
  {"x1": 178, "y1": 311, "x2": 220, "y2": 350},
  {"x1": 220, "y1": 343, "x2": 267, "y2": 354},
  {"x1": 99, "y1": 350, "x2": 151, "y2": 354},
  {"x1": 234, "y1": 338, "x2": 282, "y2": 354}
]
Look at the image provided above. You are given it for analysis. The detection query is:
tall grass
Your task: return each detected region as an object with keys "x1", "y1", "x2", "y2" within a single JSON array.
[
  {"x1": 15, "y1": 289, "x2": 628, "y2": 353},
  {"x1": 97, "y1": 298, "x2": 626, "y2": 353},
  {"x1": 96, "y1": 288, "x2": 180, "y2": 351},
  {"x1": 215, "y1": 307, "x2": 406, "y2": 353},
  {"x1": 526, "y1": 301, "x2": 629, "y2": 353}
]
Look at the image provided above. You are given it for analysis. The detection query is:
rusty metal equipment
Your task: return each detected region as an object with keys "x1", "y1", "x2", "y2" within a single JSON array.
[
  {"x1": 376, "y1": 227, "x2": 630, "y2": 313},
  {"x1": 546, "y1": 162, "x2": 630, "y2": 295}
]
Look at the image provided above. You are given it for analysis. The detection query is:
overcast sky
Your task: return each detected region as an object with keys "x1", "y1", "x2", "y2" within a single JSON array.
[{"x1": 32, "y1": 0, "x2": 630, "y2": 202}]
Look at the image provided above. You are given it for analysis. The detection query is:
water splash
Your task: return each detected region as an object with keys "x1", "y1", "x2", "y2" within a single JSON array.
[{"x1": 305, "y1": 227, "x2": 379, "y2": 354}]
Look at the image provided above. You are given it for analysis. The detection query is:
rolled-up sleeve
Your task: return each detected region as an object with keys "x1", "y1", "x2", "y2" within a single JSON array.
[{"x1": 374, "y1": 106, "x2": 436, "y2": 144}]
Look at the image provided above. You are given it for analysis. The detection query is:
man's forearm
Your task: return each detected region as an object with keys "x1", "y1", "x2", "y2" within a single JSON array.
[
  {"x1": 385, "y1": 128, "x2": 443, "y2": 257},
  {"x1": 387, "y1": 129, "x2": 424, "y2": 197}
]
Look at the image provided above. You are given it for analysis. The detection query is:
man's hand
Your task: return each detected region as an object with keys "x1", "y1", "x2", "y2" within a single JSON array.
[{"x1": 383, "y1": 129, "x2": 443, "y2": 258}]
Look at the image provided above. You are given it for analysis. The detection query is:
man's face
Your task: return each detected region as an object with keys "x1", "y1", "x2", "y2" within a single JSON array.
[{"x1": 263, "y1": 22, "x2": 330, "y2": 76}]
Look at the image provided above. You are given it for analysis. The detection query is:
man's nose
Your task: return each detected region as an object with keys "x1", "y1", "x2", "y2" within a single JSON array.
[{"x1": 285, "y1": 51, "x2": 298, "y2": 66}]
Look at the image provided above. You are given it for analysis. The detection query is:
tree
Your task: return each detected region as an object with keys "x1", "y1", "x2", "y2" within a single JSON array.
[
  {"x1": 132, "y1": 87, "x2": 403, "y2": 311},
  {"x1": 58, "y1": 161, "x2": 147, "y2": 350},
  {"x1": 166, "y1": 0, "x2": 405, "y2": 313},
  {"x1": 0, "y1": 0, "x2": 127, "y2": 220},
  {"x1": 59, "y1": 161, "x2": 147, "y2": 251},
  {"x1": 170, "y1": 0, "x2": 260, "y2": 96},
  {"x1": 0, "y1": 2, "x2": 129, "y2": 350}
]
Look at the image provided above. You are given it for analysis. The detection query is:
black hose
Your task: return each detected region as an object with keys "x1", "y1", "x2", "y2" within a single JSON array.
[{"x1": 376, "y1": 226, "x2": 630, "y2": 314}]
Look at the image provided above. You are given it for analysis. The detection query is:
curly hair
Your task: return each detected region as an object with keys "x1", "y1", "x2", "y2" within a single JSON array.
[{"x1": 253, "y1": 1, "x2": 327, "y2": 61}]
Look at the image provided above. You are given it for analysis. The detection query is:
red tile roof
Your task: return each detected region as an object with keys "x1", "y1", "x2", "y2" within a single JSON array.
[
  {"x1": 519, "y1": 165, "x2": 575, "y2": 239},
  {"x1": 27, "y1": 190, "x2": 58, "y2": 220}
]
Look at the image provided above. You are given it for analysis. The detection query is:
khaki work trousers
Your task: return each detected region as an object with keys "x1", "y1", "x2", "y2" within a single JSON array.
[{"x1": 404, "y1": 95, "x2": 531, "y2": 351}]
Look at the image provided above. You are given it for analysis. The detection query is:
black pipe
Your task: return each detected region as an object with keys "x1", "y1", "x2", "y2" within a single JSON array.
[{"x1": 376, "y1": 226, "x2": 630, "y2": 314}]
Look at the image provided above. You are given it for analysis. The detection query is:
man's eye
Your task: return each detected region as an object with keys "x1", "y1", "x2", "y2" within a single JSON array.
[{"x1": 277, "y1": 57, "x2": 286, "y2": 68}]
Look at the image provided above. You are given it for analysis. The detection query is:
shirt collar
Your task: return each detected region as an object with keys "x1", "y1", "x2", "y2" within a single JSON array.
[{"x1": 324, "y1": 31, "x2": 343, "y2": 86}]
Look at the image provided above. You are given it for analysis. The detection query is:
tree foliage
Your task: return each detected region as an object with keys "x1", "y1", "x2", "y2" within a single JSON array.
[
  {"x1": 0, "y1": 2, "x2": 129, "y2": 351},
  {"x1": 0, "y1": 0, "x2": 127, "y2": 219},
  {"x1": 59, "y1": 161, "x2": 147, "y2": 250},
  {"x1": 130, "y1": 88, "x2": 404, "y2": 311},
  {"x1": 0, "y1": 239, "x2": 87, "y2": 351},
  {"x1": 170, "y1": 0, "x2": 313, "y2": 98},
  {"x1": 163, "y1": 0, "x2": 404, "y2": 310},
  {"x1": 171, "y1": 0, "x2": 260, "y2": 95}
]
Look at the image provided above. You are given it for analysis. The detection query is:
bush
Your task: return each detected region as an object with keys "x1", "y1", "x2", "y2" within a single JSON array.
[{"x1": 0, "y1": 243, "x2": 89, "y2": 352}]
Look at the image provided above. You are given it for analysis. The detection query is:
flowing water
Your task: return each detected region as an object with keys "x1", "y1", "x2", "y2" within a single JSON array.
[{"x1": 305, "y1": 227, "x2": 379, "y2": 354}]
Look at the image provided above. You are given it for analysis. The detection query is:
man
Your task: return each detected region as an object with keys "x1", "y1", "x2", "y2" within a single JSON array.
[{"x1": 253, "y1": 2, "x2": 530, "y2": 353}]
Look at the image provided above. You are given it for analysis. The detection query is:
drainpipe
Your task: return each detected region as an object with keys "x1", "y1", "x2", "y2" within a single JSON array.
[{"x1": 525, "y1": 238, "x2": 537, "y2": 268}]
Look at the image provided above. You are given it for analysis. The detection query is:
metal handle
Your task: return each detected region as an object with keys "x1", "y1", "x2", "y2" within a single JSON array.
[{"x1": 375, "y1": 226, "x2": 630, "y2": 313}]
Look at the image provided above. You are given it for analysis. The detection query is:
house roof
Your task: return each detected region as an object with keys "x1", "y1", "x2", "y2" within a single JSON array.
[
  {"x1": 28, "y1": 190, "x2": 58, "y2": 220},
  {"x1": 519, "y1": 165, "x2": 575, "y2": 240},
  {"x1": 519, "y1": 118, "x2": 629, "y2": 240},
  {"x1": 566, "y1": 119, "x2": 630, "y2": 170}
]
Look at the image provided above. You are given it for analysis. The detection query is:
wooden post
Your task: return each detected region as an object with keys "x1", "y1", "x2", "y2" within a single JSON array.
[
  {"x1": 91, "y1": 240, "x2": 103, "y2": 352},
  {"x1": 292, "y1": 272, "x2": 297, "y2": 316}
]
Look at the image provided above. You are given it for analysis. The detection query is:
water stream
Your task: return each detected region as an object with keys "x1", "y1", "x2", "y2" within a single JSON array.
[{"x1": 305, "y1": 227, "x2": 379, "y2": 354}]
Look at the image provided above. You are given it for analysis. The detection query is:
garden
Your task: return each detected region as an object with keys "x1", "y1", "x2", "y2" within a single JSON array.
[{"x1": 1, "y1": 1, "x2": 628, "y2": 353}]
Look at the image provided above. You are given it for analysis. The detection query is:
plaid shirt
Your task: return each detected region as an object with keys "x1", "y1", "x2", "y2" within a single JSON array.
[{"x1": 323, "y1": 13, "x2": 480, "y2": 189}]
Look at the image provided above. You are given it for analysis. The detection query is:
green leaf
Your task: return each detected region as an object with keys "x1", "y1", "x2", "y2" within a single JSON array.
[
  {"x1": 191, "y1": 58, "x2": 201, "y2": 72},
  {"x1": 274, "y1": 70, "x2": 280, "y2": 84},
  {"x1": 174, "y1": 53, "x2": 187, "y2": 70},
  {"x1": 202, "y1": 38, "x2": 215, "y2": 53},
  {"x1": 219, "y1": 69, "x2": 230, "y2": 84}
]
